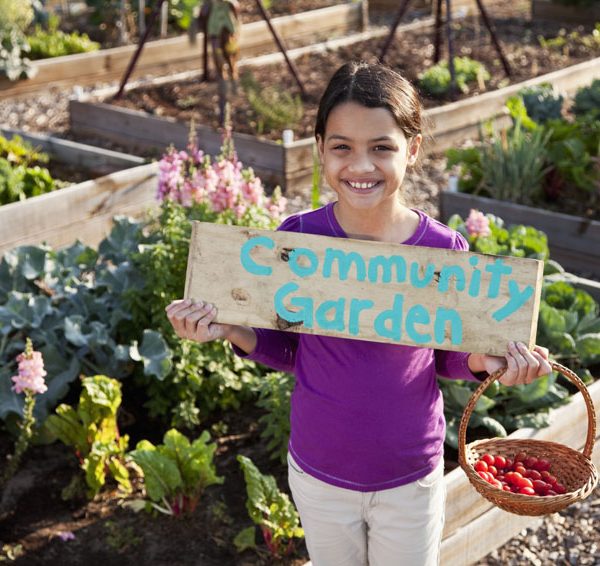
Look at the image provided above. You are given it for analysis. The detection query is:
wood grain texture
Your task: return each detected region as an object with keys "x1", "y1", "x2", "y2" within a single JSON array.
[{"x1": 185, "y1": 222, "x2": 544, "y2": 355}]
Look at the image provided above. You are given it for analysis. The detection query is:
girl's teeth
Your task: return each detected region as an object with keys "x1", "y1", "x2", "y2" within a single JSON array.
[{"x1": 349, "y1": 181, "x2": 377, "y2": 189}]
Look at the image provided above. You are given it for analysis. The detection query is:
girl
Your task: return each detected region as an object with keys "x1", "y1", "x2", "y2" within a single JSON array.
[{"x1": 166, "y1": 62, "x2": 551, "y2": 566}]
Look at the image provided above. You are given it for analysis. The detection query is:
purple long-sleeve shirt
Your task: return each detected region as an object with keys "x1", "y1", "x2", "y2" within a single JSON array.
[{"x1": 235, "y1": 203, "x2": 482, "y2": 492}]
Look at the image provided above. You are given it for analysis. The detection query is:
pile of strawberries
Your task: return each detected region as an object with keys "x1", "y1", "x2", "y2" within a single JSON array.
[{"x1": 473, "y1": 452, "x2": 568, "y2": 496}]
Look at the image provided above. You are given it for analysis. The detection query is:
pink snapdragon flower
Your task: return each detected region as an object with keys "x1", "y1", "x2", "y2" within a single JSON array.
[
  {"x1": 465, "y1": 209, "x2": 491, "y2": 238},
  {"x1": 11, "y1": 341, "x2": 47, "y2": 395}
]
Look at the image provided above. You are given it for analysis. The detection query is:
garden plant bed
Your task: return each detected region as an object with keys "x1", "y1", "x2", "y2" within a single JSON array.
[
  {"x1": 439, "y1": 190, "x2": 600, "y2": 279},
  {"x1": 0, "y1": 2, "x2": 367, "y2": 100},
  {"x1": 1, "y1": 128, "x2": 145, "y2": 182},
  {"x1": 69, "y1": 12, "x2": 600, "y2": 192},
  {"x1": 0, "y1": 163, "x2": 158, "y2": 256},
  {"x1": 2, "y1": 370, "x2": 599, "y2": 565}
]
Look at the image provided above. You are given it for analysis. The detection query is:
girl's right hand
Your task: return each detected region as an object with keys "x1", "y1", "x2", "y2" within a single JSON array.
[{"x1": 165, "y1": 299, "x2": 232, "y2": 343}]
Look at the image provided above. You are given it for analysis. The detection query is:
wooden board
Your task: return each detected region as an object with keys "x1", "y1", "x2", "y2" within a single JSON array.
[
  {"x1": 0, "y1": 163, "x2": 158, "y2": 254},
  {"x1": 0, "y1": 128, "x2": 144, "y2": 176},
  {"x1": 185, "y1": 222, "x2": 544, "y2": 355},
  {"x1": 532, "y1": 0, "x2": 600, "y2": 23}
]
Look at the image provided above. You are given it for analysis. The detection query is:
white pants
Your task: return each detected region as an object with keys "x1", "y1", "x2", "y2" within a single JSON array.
[{"x1": 288, "y1": 454, "x2": 446, "y2": 566}]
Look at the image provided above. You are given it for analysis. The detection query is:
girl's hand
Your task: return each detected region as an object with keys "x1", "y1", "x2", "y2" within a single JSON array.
[
  {"x1": 480, "y1": 342, "x2": 552, "y2": 386},
  {"x1": 166, "y1": 299, "x2": 233, "y2": 343}
]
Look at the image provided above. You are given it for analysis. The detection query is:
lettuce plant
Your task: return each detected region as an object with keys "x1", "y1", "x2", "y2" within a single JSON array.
[{"x1": 128, "y1": 429, "x2": 222, "y2": 516}]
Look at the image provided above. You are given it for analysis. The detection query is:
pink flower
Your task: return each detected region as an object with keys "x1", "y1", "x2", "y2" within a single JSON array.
[
  {"x1": 465, "y1": 209, "x2": 491, "y2": 238},
  {"x1": 11, "y1": 341, "x2": 47, "y2": 395},
  {"x1": 56, "y1": 531, "x2": 76, "y2": 542}
]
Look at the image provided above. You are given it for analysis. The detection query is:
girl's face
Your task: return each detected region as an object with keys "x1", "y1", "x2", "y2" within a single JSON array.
[{"x1": 317, "y1": 101, "x2": 421, "y2": 217}]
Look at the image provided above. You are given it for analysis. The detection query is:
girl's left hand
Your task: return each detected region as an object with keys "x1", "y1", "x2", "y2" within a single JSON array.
[{"x1": 482, "y1": 342, "x2": 552, "y2": 386}]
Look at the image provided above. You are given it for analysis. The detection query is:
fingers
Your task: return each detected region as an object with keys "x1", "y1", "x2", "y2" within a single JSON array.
[
  {"x1": 499, "y1": 342, "x2": 552, "y2": 386},
  {"x1": 165, "y1": 299, "x2": 218, "y2": 342}
]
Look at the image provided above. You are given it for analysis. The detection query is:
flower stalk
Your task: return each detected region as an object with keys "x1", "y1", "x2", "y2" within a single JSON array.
[{"x1": 1, "y1": 338, "x2": 47, "y2": 486}]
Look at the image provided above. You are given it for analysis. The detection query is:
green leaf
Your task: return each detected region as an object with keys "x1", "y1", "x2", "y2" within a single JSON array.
[
  {"x1": 129, "y1": 446, "x2": 183, "y2": 503},
  {"x1": 234, "y1": 526, "x2": 257, "y2": 553},
  {"x1": 575, "y1": 333, "x2": 600, "y2": 366},
  {"x1": 129, "y1": 330, "x2": 173, "y2": 380},
  {"x1": 0, "y1": 367, "x2": 23, "y2": 420}
]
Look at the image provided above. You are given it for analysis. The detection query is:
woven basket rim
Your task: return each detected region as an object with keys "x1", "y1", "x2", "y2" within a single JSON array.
[{"x1": 457, "y1": 361, "x2": 599, "y2": 515}]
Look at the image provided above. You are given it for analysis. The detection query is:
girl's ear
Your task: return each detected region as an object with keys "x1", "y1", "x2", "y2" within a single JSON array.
[{"x1": 407, "y1": 133, "x2": 422, "y2": 166}]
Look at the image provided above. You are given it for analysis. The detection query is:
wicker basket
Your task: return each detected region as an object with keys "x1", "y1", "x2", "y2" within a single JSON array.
[{"x1": 458, "y1": 361, "x2": 599, "y2": 516}]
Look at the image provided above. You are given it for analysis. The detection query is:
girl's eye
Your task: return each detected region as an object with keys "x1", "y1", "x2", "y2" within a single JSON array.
[
  {"x1": 332, "y1": 144, "x2": 350, "y2": 151},
  {"x1": 374, "y1": 145, "x2": 394, "y2": 152}
]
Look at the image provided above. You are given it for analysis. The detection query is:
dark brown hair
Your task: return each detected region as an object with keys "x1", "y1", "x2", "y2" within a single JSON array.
[{"x1": 315, "y1": 61, "x2": 423, "y2": 141}]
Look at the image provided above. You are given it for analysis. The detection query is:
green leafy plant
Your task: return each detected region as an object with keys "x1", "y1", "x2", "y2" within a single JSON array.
[
  {"x1": 418, "y1": 56, "x2": 490, "y2": 96},
  {"x1": 0, "y1": 224, "x2": 172, "y2": 428},
  {"x1": 241, "y1": 71, "x2": 304, "y2": 135},
  {"x1": 44, "y1": 374, "x2": 132, "y2": 498},
  {"x1": 0, "y1": 133, "x2": 47, "y2": 166},
  {"x1": 256, "y1": 372, "x2": 294, "y2": 464},
  {"x1": 0, "y1": 0, "x2": 36, "y2": 80},
  {"x1": 128, "y1": 428, "x2": 222, "y2": 516},
  {"x1": 518, "y1": 84, "x2": 564, "y2": 124},
  {"x1": 538, "y1": 23, "x2": 600, "y2": 54},
  {"x1": 446, "y1": 121, "x2": 551, "y2": 205},
  {"x1": 237, "y1": 455, "x2": 303, "y2": 558},
  {"x1": 447, "y1": 210, "x2": 550, "y2": 262},
  {"x1": 572, "y1": 78, "x2": 600, "y2": 119},
  {"x1": 27, "y1": 18, "x2": 100, "y2": 60},
  {"x1": 537, "y1": 280, "x2": 600, "y2": 380}
]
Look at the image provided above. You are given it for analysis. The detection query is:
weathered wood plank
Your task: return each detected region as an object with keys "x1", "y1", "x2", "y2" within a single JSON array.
[
  {"x1": 0, "y1": 2, "x2": 367, "y2": 99},
  {"x1": 185, "y1": 222, "x2": 544, "y2": 355},
  {"x1": 532, "y1": 0, "x2": 600, "y2": 24},
  {"x1": 439, "y1": 191, "x2": 600, "y2": 278},
  {"x1": 0, "y1": 128, "x2": 144, "y2": 176},
  {"x1": 0, "y1": 163, "x2": 158, "y2": 255}
]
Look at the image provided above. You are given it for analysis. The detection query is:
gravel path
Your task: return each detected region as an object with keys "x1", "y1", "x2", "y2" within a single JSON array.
[{"x1": 1, "y1": 4, "x2": 599, "y2": 563}]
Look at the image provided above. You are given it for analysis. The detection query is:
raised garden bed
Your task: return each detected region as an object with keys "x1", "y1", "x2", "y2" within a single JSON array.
[
  {"x1": 0, "y1": 128, "x2": 144, "y2": 181},
  {"x1": 532, "y1": 0, "x2": 600, "y2": 24},
  {"x1": 69, "y1": 11, "x2": 600, "y2": 194},
  {"x1": 0, "y1": 162, "x2": 157, "y2": 256},
  {"x1": 439, "y1": 190, "x2": 600, "y2": 279},
  {"x1": 0, "y1": 1, "x2": 367, "y2": 99}
]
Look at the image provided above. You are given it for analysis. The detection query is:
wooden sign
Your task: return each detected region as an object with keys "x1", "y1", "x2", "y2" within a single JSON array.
[{"x1": 184, "y1": 222, "x2": 544, "y2": 355}]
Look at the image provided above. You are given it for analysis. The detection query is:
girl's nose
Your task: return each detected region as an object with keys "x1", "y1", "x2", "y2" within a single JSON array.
[{"x1": 348, "y1": 152, "x2": 375, "y2": 174}]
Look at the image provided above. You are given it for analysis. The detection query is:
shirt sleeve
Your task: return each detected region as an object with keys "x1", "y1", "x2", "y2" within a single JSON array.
[
  {"x1": 435, "y1": 350, "x2": 483, "y2": 382},
  {"x1": 231, "y1": 328, "x2": 299, "y2": 374}
]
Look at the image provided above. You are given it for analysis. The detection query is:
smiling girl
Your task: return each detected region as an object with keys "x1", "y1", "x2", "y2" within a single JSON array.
[{"x1": 166, "y1": 62, "x2": 551, "y2": 566}]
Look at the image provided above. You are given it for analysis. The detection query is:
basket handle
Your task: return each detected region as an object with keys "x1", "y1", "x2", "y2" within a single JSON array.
[{"x1": 458, "y1": 361, "x2": 597, "y2": 464}]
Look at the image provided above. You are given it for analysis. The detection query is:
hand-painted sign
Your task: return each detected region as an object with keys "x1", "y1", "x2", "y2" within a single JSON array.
[{"x1": 184, "y1": 222, "x2": 544, "y2": 355}]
